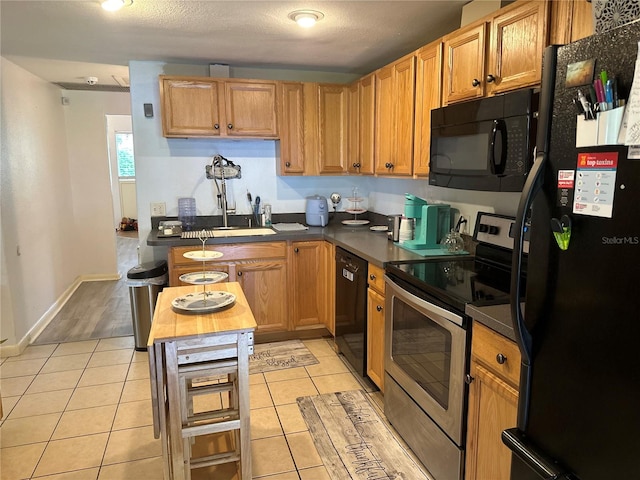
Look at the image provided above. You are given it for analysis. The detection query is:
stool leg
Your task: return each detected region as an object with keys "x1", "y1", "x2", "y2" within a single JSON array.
[
  {"x1": 237, "y1": 333, "x2": 252, "y2": 480},
  {"x1": 165, "y1": 341, "x2": 188, "y2": 480}
]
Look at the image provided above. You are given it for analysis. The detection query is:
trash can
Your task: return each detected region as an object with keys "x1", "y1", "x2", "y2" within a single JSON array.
[{"x1": 127, "y1": 260, "x2": 168, "y2": 351}]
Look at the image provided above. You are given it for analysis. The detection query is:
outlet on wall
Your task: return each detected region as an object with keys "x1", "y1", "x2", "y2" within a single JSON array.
[{"x1": 151, "y1": 202, "x2": 166, "y2": 216}]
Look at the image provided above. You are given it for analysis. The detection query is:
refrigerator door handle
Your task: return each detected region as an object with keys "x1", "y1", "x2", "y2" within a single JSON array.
[{"x1": 502, "y1": 428, "x2": 573, "y2": 480}]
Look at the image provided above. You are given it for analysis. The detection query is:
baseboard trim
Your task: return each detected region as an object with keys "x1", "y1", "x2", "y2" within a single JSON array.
[{"x1": 0, "y1": 273, "x2": 120, "y2": 357}]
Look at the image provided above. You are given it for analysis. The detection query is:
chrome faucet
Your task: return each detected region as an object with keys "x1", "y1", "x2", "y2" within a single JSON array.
[{"x1": 220, "y1": 165, "x2": 229, "y2": 228}]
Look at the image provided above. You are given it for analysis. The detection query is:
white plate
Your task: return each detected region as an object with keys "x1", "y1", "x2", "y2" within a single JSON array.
[
  {"x1": 183, "y1": 250, "x2": 223, "y2": 261},
  {"x1": 179, "y1": 271, "x2": 229, "y2": 285},
  {"x1": 342, "y1": 219, "x2": 370, "y2": 226},
  {"x1": 370, "y1": 225, "x2": 388, "y2": 232},
  {"x1": 171, "y1": 291, "x2": 236, "y2": 314},
  {"x1": 345, "y1": 208, "x2": 367, "y2": 215}
]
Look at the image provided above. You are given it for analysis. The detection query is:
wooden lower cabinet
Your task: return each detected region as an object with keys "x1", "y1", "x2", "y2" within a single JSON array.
[
  {"x1": 366, "y1": 263, "x2": 386, "y2": 391},
  {"x1": 465, "y1": 322, "x2": 521, "y2": 480},
  {"x1": 168, "y1": 242, "x2": 288, "y2": 334},
  {"x1": 289, "y1": 240, "x2": 330, "y2": 330}
]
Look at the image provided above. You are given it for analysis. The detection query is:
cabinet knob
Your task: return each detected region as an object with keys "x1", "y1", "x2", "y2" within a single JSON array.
[
  {"x1": 237, "y1": 271, "x2": 243, "y2": 277},
  {"x1": 472, "y1": 78, "x2": 481, "y2": 87},
  {"x1": 385, "y1": 162, "x2": 394, "y2": 169},
  {"x1": 496, "y1": 353, "x2": 507, "y2": 364},
  {"x1": 285, "y1": 162, "x2": 291, "y2": 167},
  {"x1": 465, "y1": 374, "x2": 474, "y2": 384},
  {"x1": 227, "y1": 123, "x2": 233, "y2": 129},
  {"x1": 486, "y1": 74, "x2": 496, "y2": 83},
  {"x1": 214, "y1": 123, "x2": 220, "y2": 130},
  {"x1": 376, "y1": 305, "x2": 383, "y2": 312},
  {"x1": 294, "y1": 247, "x2": 299, "y2": 253},
  {"x1": 369, "y1": 274, "x2": 376, "y2": 281}
]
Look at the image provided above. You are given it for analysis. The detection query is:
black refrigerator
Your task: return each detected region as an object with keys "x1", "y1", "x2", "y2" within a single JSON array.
[{"x1": 503, "y1": 20, "x2": 640, "y2": 480}]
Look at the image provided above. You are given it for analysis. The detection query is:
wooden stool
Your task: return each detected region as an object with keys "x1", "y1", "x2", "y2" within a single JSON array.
[{"x1": 164, "y1": 331, "x2": 253, "y2": 480}]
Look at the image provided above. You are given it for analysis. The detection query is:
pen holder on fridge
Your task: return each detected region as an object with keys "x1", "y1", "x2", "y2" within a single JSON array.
[{"x1": 575, "y1": 106, "x2": 625, "y2": 148}]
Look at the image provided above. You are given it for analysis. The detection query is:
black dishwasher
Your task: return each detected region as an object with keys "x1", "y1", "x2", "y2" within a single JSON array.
[{"x1": 334, "y1": 247, "x2": 368, "y2": 377}]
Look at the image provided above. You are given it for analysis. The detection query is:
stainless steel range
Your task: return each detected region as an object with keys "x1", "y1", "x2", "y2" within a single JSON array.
[{"x1": 384, "y1": 212, "x2": 527, "y2": 480}]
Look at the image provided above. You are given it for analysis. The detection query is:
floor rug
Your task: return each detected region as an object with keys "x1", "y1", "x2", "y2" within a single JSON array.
[
  {"x1": 249, "y1": 339, "x2": 319, "y2": 375},
  {"x1": 297, "y1": 390, "x2": 430, "y2": 480}
]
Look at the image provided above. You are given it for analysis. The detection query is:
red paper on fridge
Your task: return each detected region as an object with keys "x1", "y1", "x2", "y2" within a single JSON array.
[{"x1": 573, "y1": 152, "x2": 618, "y2": 218}]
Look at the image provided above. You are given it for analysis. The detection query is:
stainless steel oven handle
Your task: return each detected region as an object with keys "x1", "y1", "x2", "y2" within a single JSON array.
[{"x1": 385, "y1": 275, "x2": 464, "y2": 328}]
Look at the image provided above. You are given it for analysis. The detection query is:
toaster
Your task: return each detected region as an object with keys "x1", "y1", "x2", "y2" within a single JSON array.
[{"x1": 305, "y1": 195, "x2": 329, "y2": 226}]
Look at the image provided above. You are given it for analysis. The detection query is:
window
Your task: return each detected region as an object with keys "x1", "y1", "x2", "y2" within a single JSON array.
[{"x1": 115, "y1": 132, "x2": 135, "y2": 178}]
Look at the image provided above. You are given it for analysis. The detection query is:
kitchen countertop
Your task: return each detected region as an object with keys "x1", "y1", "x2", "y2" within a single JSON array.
[
  {"x1": 466, "y1": 303, "x2": 522, "y2": 342},
  {"x1": 147, "y1": 220, "x2": 430, "y2": 267},
  {"x1": 148, "y1": 215, "x2": 515, "y2": 340}
]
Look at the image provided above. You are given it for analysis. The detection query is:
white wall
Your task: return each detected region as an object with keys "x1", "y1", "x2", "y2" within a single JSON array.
[
  {"x1": 63, "y1": 90, "x2": 131, "y2": 276},
  {"x1": 1, "y1": 58, "x2": 78, "y2": 347},
  {"x1": 1, "y1": 58, "x2": 132, "y2": 353}
]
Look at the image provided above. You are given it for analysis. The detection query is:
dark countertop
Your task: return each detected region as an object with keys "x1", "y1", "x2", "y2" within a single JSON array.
[
  {"x1": 149, "y1": 214, "x2": 515, "y2": 340},
  {"x1": 466, "y1": 303, "x2": 521, "y2": 342},
  {"x1": 147, "y1": 218, "x2": 429, "y2": 267}
]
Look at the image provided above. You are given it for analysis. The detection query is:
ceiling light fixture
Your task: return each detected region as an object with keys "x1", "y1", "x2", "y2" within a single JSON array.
[
  {"x1": 288, "y1": 10, "x2": 324, "y2": 28},
  {"x1": 101, "y1": 0, "x2": 133, "y2": 12}
]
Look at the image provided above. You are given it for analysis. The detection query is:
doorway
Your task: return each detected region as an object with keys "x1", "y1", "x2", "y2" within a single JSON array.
[{"x1": 106, "y1": 115, "x2": 136, "y2": 230}]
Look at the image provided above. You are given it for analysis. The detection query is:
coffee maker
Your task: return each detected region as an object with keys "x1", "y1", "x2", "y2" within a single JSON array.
[{"x1": 400, "y1": 194, "x2": 451, "y2": 250}]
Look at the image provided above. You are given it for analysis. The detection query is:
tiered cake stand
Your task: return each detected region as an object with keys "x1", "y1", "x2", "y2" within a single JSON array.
[
  {"x1": 342, "y1": 188, "x2": 369, "y2": 226},
  {"x1": 171, "y1": 230, "x2": 234, "y2": 314}
]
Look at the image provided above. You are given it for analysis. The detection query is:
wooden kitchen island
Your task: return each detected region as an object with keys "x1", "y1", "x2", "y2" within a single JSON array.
[{"x1": 148, "y1": 283, "x2": 257, "y2": 480}]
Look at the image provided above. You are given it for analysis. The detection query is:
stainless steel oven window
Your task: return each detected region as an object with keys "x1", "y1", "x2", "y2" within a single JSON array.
[{"x1": 391, "y1": 296, "x2": 452, "y2": 409}]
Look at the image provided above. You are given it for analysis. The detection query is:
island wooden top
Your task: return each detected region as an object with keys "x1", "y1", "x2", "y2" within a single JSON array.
[{"x1": 148, "y1": 282, "x2": 257, "y2": 345}]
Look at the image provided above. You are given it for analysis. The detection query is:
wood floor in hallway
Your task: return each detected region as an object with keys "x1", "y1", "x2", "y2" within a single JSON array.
[{"x1": 33, "y1": 234, "x2": 141, "y2": 345}]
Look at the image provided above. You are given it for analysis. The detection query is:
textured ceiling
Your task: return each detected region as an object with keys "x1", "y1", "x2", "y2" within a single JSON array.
[{"x1": 1, "y1": 0, "x2": 468, "y2": 88}]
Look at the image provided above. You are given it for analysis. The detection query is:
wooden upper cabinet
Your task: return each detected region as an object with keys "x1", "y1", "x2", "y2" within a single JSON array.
[
  {"x1": 277, "y1": 82, "x2": 305, "y2": 175},
  {"x1": 347, "y1": 82, "x2": 360, "y2": 174},
  {"x1": 159, "y1": 76, "x2": 277, "y2": 138},
  {"x1": 160, "y1": 77, "x2": 222, "y2": 137},
  {"x1": 443, "y1": 22, "x2": 487, "y2": 105},
  {"x1": 224, "y1": 80, "x2": 278, "y2": 137},
  {"x1": 358, "y1": 74, "x2": 376, "y2": 175},
  {"x1": 318, "y1": 84, "x2": 348, "y2": 174},
  {"x1": 347, "y1": 74, "x2": 375, "y2": 175},
  {"x1": 550, "y1": 0, "x2": 594, "y2": 44},
  {"x1": 374, "y1": 54, "x2": 416, "y2": 176},
  {"x1": 487, "y1": 1, "x2": 549, "y2": 96},
  {"x1": 413, "y1": 41, "x2": 443, "y2": 176}
]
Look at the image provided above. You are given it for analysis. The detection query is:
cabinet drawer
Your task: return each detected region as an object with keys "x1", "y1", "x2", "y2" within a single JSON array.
[
  {"x1": 472, "y1": 322, "x2": 521, "y2": 388},
  {"x1": 367, "y1": 263, "x2": 385, "y2": 294},
  {"x1": 170, "y1": 242, "x2": 287, "y2": 265}
]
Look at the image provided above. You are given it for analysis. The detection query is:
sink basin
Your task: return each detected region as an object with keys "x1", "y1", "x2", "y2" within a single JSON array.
[{"x1": 212, "y1": 227, "x2": 276, "y2": 237}]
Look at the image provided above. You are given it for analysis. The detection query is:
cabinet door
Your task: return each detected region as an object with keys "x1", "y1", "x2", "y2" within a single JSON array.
[
  {"x1": 443, "y1": 22, "x2": 487, "y2": 105},
  {"x1": 465, "y1": 362, "x2": 518, "y2": 480},
  {"x1": 358, "y1": 73, "x2": 376, "y2": 175},
  {"x1": 318, "y1": 84, "x2": 348, "y2": 174},
  {"x1": 160, "y1": 77, "x2": 222, "y2": 137},
  {"x1": 414, "y1": 41, "x2": 442, "y2": 176},
  {"x1": 323, "y1": 241, "x2": 335, "y2": 335},
  {"x1": 367, "y1": 288, "x2": 385, "y2": 391},
  {"x1": 224, "y1": 81, "x2": 278, "y2": 137},
  {"x1": 346, "y1": 82, "x2": 360, "y2": 174},
  {"x1": 234, "y1": 260, "x2": 288, "y2": 333},
  {"x1": 277, "y1": 82, "x2": 305, "y2": 174},
  {"x1": 290, "y1": 241, "x2": 326, "y2": 329},
  {"x1": 392, "y1": 55, "x2": 416, "y2": 176},
  {"x1": 550, "y1": 0, "x2": 593, "y2": 45},
  {"x1": 487, "y1": 1, "x2": 549, "y2": 96},
  {"x1": 374, "y1": 65, "x2": 395, "y2": 174}
]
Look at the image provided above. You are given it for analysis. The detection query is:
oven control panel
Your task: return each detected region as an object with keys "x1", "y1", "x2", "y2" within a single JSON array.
[{"x1": 474, "y1": 212, "x2": 529, "y2": 254}]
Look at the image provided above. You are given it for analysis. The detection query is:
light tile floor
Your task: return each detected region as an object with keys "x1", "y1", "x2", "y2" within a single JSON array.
[{"x1": 0, "y1": 336, "x2": 386, "y2": 480}]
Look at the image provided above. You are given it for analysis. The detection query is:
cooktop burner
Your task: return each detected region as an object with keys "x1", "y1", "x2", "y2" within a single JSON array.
[{"x1": 385, "y1": 212, "x2": 528, "y2": 314}]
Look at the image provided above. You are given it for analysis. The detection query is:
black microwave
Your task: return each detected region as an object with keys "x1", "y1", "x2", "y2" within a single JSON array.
[{"x1": 429, "y1": 89, "x2": 538, "y2": 192}]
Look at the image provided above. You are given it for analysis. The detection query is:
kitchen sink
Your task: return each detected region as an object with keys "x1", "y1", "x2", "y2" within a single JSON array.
[{"x1": 211, "y1": 227, "x2": 276, "y2": 237}]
